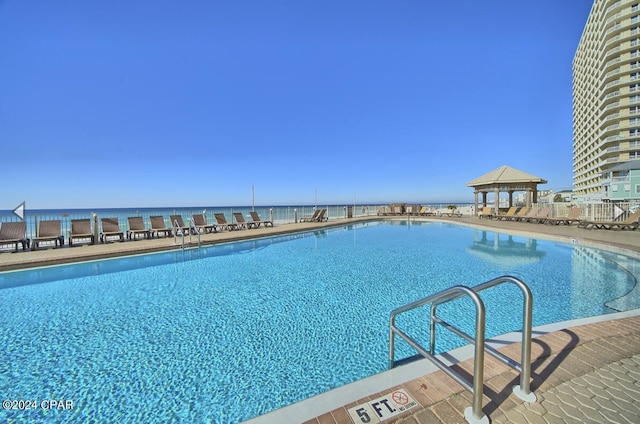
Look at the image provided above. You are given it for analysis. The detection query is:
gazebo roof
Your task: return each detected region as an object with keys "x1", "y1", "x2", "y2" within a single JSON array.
[{"x1": 466, "y1": 165, "x2": 547, "y2": 188}]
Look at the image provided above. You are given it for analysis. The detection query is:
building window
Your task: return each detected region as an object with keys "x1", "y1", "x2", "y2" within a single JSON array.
[
  {"x1": 634, "y1": 4, "x2": 640, "y2": 12},
  {"x1": 630, "y1": 128, "x2": 640, "y2": 136},
  {"x1": 632, "y1": 61, "x2": 640, "y2": 69},
  {"x1": 631, "y1": 106, "x2": 640, "y2": 114},
  {"x1": 630, "y1": 150, "x2": 640, "y2": 158},
  {"x1": 632, "y1": 15, "x2": 640, "y2": 24},
  {"x1": 636, "y1": 184, "x2": 640, "y2": 194},
  {"x1": 630, "y1": 117, "x2": 640, "y2": 126}
]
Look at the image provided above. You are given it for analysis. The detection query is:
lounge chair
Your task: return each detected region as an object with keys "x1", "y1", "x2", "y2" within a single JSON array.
[
  {"x1": 69, "y1": 219, "x2": 94, "y2": 246},
  {"x1": 442, "y1": 208, "x2": 462, "y2": 217},
  {"x1": 233, "y1": 212, "x2": 257, "y2": 229},
  {"x1": 192, "y1": 214, "x2": 218, "y2": 233},
  {"x1": 300, "y1": 209, "x2": 321, "y2": 222},
  {"x1": 494, "y1": 206, "x2": 518, "y2": 221},
  {"x1": 215, "y1": 213, "x2": 239, "y2": 231},
  {"x1": 301, "y1": 208, "x2": 328, "y2": 222},
  {"x1": 478, "y1": 207, "x2": 494, "y2": 219},
  {"x1": 543, "y1": 208, "x2": 584, "y2": 226},
  {"x1": 127, "y1": 217, "x2": 151, "y2": 240},
  {"x1": 0, "y1": 221, "x2": 30, "y2": 252},
  {"x1": 31, "y1": 220, "x2": 64, "y2": 250},
  {"x1": 516, "y1": 207, "x2": 540, "y2": 222},
  {"x1": 100, "y1": 217, "x2": 124, "y2": 243},
  {"x1": 527, "y1": 207, "x2": 552, "y2": 224},
  {"x1": 416, "y1": 206, "x2": 436, "y2": 216},
  {"x1": 316, "y1": 208, "x2": 328, "y2": 222},
  {"x1": 250, "y1": 211, "x2": 273, "y2": 227},
  {"x1": 578, "y1": 209, "x2": 640, "y2": 230},
  {"x1": 170, "y1": 215, "x2": 192, "y2": 235},
  {"x1": 509, "y1": 206, "x2": 530, "y2": 221},
  {"x1": 150, "y1": 216, "x2": 172, "y2": 238}
]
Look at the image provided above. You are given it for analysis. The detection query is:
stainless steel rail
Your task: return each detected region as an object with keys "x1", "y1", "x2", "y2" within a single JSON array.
[
  {"x1": 389, "y1": 275, "x2": 536, "y2": 424},
  {"x1": 173, "y1": 218, "x2": 201, "y2": 250},
  {"x1": 189, "y1": 217, "x2": 201, "y2": 248},
  {"x1": 173, "y1": 219, "x2": 185, "y2": 250}
]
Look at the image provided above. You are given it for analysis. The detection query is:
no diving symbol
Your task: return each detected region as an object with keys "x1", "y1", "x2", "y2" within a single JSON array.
[
  {"x1": 347, "y1": 389, "x2": 418, "y2": 423},
  {"x1": 391, "y1": 391, "x2": 408, "y2": 405}
]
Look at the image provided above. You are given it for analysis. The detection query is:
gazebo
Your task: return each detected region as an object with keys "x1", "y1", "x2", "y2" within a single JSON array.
[{"x1": 467, "y1": 165, "x2": 547, "y2": 216}]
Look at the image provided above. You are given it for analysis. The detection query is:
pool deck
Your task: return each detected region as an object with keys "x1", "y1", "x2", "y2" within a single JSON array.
[
  {"x1": 2, "y1": 215, "x2": 640, "y2": 423},
  {"x1": 303, "y1": 312, "x2": 640, "y2": 424}
]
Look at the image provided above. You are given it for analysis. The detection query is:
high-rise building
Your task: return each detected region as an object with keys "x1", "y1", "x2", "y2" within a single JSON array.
[{"x1": 573, "y1": 0, "x2": 640, "y2": 202}]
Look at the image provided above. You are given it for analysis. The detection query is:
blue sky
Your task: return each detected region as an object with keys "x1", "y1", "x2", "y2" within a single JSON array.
[{"x1": 0, "y1": 0, "x2": 593, "y2": 209}]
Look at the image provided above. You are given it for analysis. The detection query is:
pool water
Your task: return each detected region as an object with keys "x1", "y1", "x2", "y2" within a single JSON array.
[{"x1": 1, "y1": 221, "x2": 638, "y2": 423}]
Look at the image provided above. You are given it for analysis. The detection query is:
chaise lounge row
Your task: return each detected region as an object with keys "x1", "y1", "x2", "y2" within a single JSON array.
[
  {"x1": 0, "y1": 212, "x2": 274, "y2": 252},
  {"x1": 577, "y1": 209, "x2": 640, "y2": 230},
  {"x1": 482, "y1": 206, "x2": 640, "y2": 230},
  {"x1": 482, "y1": 206, "x2": 556, "y2": 223},
  {"x1": 377, "y1": 205, "x2": 462, "y2": 217}
]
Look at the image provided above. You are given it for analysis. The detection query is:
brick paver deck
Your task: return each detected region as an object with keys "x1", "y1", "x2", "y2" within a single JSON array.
[{"x1": 304, "y1": 315, "x2": 640, "y2": 424}]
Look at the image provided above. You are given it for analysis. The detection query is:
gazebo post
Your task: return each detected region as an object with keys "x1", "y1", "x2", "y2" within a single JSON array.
[
  {"x1": 494, "y1": 187, "x2": 500, "y2": 215},
  {"x1": 474, "y1": 191, "x2": 479, "y2": 216}
]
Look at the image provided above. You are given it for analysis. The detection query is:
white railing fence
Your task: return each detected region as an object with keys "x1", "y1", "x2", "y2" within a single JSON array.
[{"x1": 1, "y1": 202, "x2": 638, "y2": 247}]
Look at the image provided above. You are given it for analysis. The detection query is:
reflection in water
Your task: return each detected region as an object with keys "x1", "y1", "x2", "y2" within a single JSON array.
[
  {"x1": 572, "y1": 247, "x2": 640, "y2": 313},
  {"x1": 467, "y1": 230, "x2": 546, "y2": 268}
]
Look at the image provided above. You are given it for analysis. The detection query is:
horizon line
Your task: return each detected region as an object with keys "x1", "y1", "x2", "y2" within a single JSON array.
[{"x1": 1, "y1": 200, "x2": 478, "y2": 213}]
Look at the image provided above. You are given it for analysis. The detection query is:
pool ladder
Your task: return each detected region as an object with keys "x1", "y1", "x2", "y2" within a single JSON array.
[
  {"x1": 389, "y1": 275, "x2": 536, "y2": 424},
  {"x1": 173, "y1": 218, "x2": 201, "y2": 251}
]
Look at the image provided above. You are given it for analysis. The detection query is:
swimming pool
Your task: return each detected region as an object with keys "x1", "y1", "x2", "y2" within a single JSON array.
[{"x1": 1, "y1": 221, "x2": 638, "y2": 423}]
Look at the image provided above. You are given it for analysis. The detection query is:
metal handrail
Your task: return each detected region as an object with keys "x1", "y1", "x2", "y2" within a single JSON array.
[
  {"x1": 173, "y1": 218, "x2": 201, "y2": 250},
  {"x1": 389, "y1": 275, "x2": 536, "y2": 424},
  {"x1": 461, "y1": 275, "x2": 535, "y2": 402},
  {"x1": 189, "y1": 218, "x2": 201, "y2": 248},
  {"x1": 173, "y1": 219, "x2": 184, "y2": 250},
  {"x1": 390, "y1": 285, "x2": 487, "y2": 423}
]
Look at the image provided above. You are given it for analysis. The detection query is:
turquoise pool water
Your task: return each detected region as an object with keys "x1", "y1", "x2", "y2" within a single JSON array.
[{"x1": 1, "y1": 221, "x2": 638, "y2": 423}]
